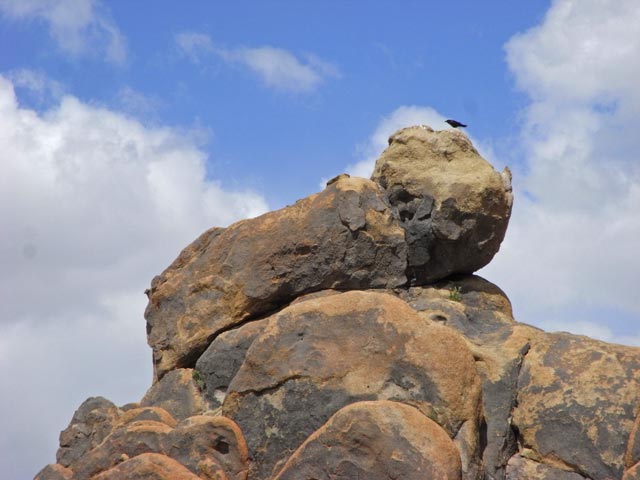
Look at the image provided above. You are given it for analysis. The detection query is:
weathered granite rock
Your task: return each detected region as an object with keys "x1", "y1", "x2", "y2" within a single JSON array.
[
  {"x1": 371, "y1": 126, "x2": 513, "y2": 284},
  {"x1": 626, "y1": 408, "x2": 640, "y2": 469},
  {"x1": 70, "y1": 420, "x2": 172, "y2": 478},
  {"x1": 221, "y1": 290, "x2": 482, "y2": 479},
  {"x1": 625, "y1": 462, "x2": 640, "y2": 480},
  {"x1": 140, "y1": 368, "x2": 211, "y2": 420},
  {"x1": 33, "y1": 463, "x2": 73, "y2": 480},
  {"x1": 118, "y1": 406, "x2": 177, "y2": 428},
  {"x1": 195, "y1": 319, "x2": 267, "y2": 408},
  {"x1": 55, "y1": 401, "x2": 248, "y2": 479},
  {"x1": 56, "y1": 397, "x2": 121, "y2": 467},
  {"x1": 512, "y1": 332, "x2": 640, "y2": 479},
  {"x1": 161, "y1": 415, "x2": 249, "y2": 480},
  {"x1": 145, "y1": 176, "x2": 408, "y2": 378},
  {"x1": 396, "y1": 275, "x2": 540, "y2": 480},
  {"x1": 90, "y1": 453, "x2": 206, "y2": 480},
  {"x1": 274, "y1": 400, "x2": 461, "y2": 480},
  {"x1": 506, "y1": 454, "x2": 587, "y2": 479}
]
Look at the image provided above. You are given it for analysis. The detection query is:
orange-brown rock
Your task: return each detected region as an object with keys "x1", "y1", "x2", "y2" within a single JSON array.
[
  {"x1": 145, "y1": 176, "x2": 408, "y2": 378},
  {"x1": 625, "y1": 462, "x2": 640, "y2": 480},
  {"x1": 512, "y1": 332, "x2": 640, "y2": 479},
  {"x1": 141, "y1": 368, "x2": 211, "y2": 420},
  {"x1": 90, "y1": 453, "x2": 206, "y2": 480},
  {"x1": 118, "y1": 406, "x2": 177, "y2": 428},
  {"x1": 371, "y1": 126, "x2": 512, "y2": 284},
  {"x1": 506, "y1": 454, "x2": 587, "y2": 479},
  {"x1": 70, "y1": 420, "x2": 172, "y2": 478},
  {"x1": 273, "y1": 400, "x2": 461, "y2": 480},
  {"x1": 626, "y1": 408, "x2": 640, "y2": 469},
  {"x1": 221, "y1": 290, "x2": 482, "y2": 479},
  {"x1": 56, "y1": 397, "x2": 121, "y2": 468},
  {"x1": 34, "y1": 463, "x2": 73, "y2": 480},
  {"x1": 162, "y1": 415, "x2": 249, "y2": 480}
]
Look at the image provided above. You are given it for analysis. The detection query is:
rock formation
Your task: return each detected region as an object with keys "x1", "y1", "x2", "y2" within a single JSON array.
[{"x1": 36, "y1": 125, "x2": 640, "y2": 480}]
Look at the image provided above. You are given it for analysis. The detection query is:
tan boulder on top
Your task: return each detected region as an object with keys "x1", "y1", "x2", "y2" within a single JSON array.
[{"x1": 371, "y1": 125, "x2": 513, "y2": 283}]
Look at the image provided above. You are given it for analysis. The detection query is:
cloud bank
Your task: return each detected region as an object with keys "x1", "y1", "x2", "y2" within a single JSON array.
[
  {"x1": 481, "y1": 0, "x2": 640, "y2": 344},
  {"x1": 0, "y1": 75, "x2": 268, "y2": 478}
]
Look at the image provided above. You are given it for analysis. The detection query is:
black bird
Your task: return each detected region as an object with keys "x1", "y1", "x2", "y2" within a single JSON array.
[{"x1": 445, "y1": 119, "x2": 467, "y2": 128}]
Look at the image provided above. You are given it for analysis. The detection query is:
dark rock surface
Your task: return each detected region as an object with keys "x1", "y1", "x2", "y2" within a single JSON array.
[
  {"x1": 195, "y1": 319, "x2": 267, "y2": 409},
  {"x1": 512, "y1": 331, "x2": 640, "y2": 479},
  {"x1": 56, "y1": 396, "x2": 121, "y2": 468},
  {"x1": 140, "y1": 368, "x2": 211, "y2": 420}
]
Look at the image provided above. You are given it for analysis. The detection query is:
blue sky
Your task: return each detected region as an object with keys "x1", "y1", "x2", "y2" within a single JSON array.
[{"x1": 2, "y1": 1, "x2": 640, "y2": 478}]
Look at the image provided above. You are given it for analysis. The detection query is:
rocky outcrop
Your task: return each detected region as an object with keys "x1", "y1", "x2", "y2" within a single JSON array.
[
  {"x1": 38, "y1": 126, "x2": 640, "y2": 480},
  {"x1": 273, "y1": 400, "x2": 462, "y2": 479},
  {"x1": 372, "y1": 126, "x2": 512, "y2": 283}
]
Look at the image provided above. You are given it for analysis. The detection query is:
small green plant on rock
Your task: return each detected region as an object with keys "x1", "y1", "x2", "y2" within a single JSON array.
[
  {"x1": 448, "y1": 285, "x2": 462, "y2": 302},
  {"x1": 192, "y1": 369, "x2": 206, "y2": 391}
]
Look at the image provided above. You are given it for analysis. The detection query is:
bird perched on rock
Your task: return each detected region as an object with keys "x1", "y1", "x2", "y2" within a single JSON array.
[{"x1": 445, "y1": 119, "x2": 467, "y2": 128}]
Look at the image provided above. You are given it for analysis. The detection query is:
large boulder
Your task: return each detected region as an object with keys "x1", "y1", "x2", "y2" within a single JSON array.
[
  {"x1": 56, "y1": 397, "x2": 121, "y2": 467},
  {"x1": 145, "y1": 176, "x2": 407, "y2": 378},
  {"x1": 512, "y1": 332, "x2": 640, "y2": 479},
  {"x1": 220, "y1": 290, "x2": 482, "y2": 479},
  {"x1": 273, "y1": 400, "x2": 462, "y2": 480},
  {"x1": 161, "y1": 415, "x2": 249, "y2": 480},
  {"x1": 140, "y1": 368, "x2": 211, "y2": 420},
  {"x1": 371, "y1": 126, "x2": 513, "y2": 284}
]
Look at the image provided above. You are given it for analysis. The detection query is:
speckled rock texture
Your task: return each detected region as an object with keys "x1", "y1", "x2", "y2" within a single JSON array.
[
  {"x1": 371, "y1": 125, "x2": 513, "y2": 284},
  {"x1": 38, "y1": 126, "x2": 640, "y2": 480}
]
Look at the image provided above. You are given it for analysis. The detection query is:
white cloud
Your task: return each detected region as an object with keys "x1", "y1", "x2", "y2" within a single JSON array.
[
  {"x1": 175, "y1": 32, "x2": 214, "y2": 63},
  {"x1": 0, "y1": 75, "x2": 268, "y2": 478},
  {"x1": 116, "y1": 86, "x2": 164, "y2": 117},
  {"x1": 6, "y1": 68, "x2": 65, "y2": 104},
  {"x1": 481, "y1": 0, "x2": 640, "y2": 344},
  {"x1": 175, "y1": 32, "x2": 339, "y2": 93},
  {"x1": 0, "y1": 0, "x2": 127, "y2": 64}
]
